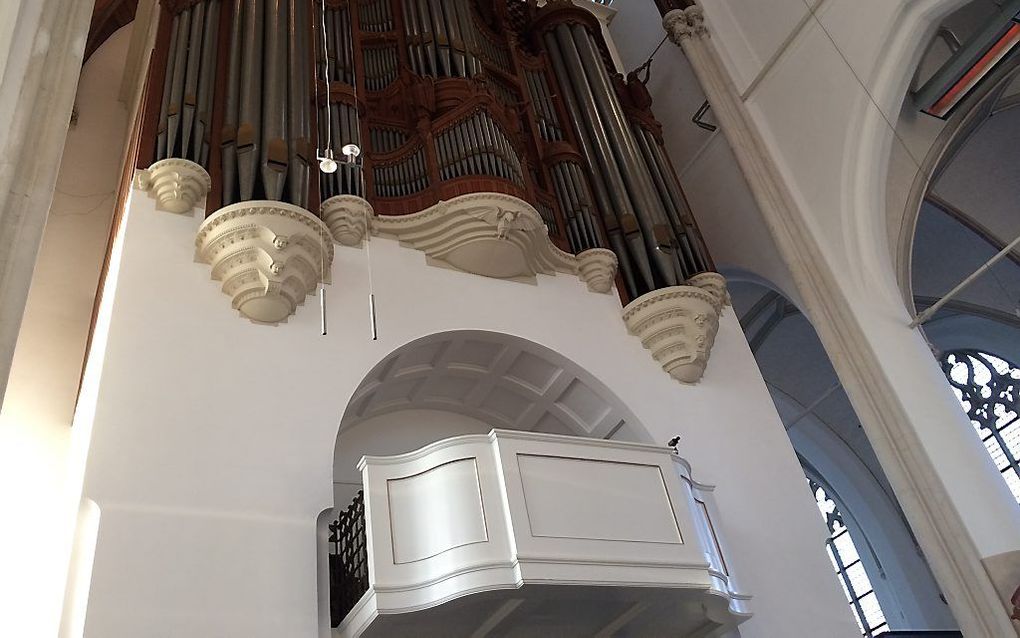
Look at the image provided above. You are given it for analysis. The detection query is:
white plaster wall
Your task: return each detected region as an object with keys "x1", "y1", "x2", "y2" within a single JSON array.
[
  {"x1": 76, "y1": 184, "x2": 859, "y2": 637},
  {"x1": 0, "y1": 25, "x2": 130, "y2": 638}
]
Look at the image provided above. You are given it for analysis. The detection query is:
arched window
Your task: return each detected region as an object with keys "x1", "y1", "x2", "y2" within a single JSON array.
[
  {"x1": 809, "y1": 477, "x2": 889, "y2": 636},
  {"x1": 940, "y1": 350, "x2": 1020, "y2": 502}
]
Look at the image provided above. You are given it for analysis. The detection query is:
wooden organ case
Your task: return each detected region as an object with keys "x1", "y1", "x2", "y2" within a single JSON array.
[{"x1": 137, "y1": 0, "x2": 714, "y2": 301}]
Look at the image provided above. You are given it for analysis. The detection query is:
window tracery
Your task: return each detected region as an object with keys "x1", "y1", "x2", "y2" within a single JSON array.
[
  {"x1": 940, "y1": 349, "x2": 1020, "y2": 502},
  {"x1": 809, "y1": 477, "x2": 888, "y2": 636}
]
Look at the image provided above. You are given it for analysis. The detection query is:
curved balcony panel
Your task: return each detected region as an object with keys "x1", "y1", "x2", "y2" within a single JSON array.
[{"x1": 332, "y1": 429, "x2": 751, "y2": 636}]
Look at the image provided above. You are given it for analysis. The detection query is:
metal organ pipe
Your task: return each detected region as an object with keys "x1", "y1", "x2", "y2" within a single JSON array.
[
  {"x1": 195, "y1": 0, "x2": 221, "y2": 166},
  {"x1": 648, "y1": 134, "x2": 709, "y2": 272},
  {"x1": 189, "y1": 0, "x2": 320, "y2": 207},
  {"x1": 402, "y1": 0, "x2": 422, "y2": 74},
  {"x1": 317, "y1": 1, "x2": 363, "y2": 200},
  {"x1": 141, "y1": 0, "x2": 710, "y2": 299},
  {"x1": 545, "y1": 28, "x2": 655, "y2": 292},
  {"x1": 287, "y1": 0, "x2": 310, "y2": 208},
  {"x1": 157, "y1": 14, "x2": 180, "y2": 159},
  {"x1": 539, "y1": 36, "x2": 615, "y2": 239},
  {"x1": 631, "y1": 121, "x2": 685, "y2": 278},
  {"x1": 569, "y1": 23, "x2": 676, "y2": 287},
  {"x1": 445, "y1": 0, "x2": 465, "y2": 77},
  {"x1": 154, "y1": 2, "x2": 221, "y2": 171},
  {"x1": 181, "y1": 2, "x2": 205, "y2": 159},
  {"x1": 568, "y1": 162, "x2": 602, "y2": 247},
  {"x1": 166, "y1": 7, "x2": 191, "y2": 158},
  {"x1": 236, "y1": 0, "x2": 263, "y2": 201},
  {"x1": 261, "y1": 0, "x2": 287, "y2": 201},
  {"x1": 221, "y1": 0, "x2": 244, "y2": 204},
  {"x1": 454, "y1": 0, "x2": 479, "y2": 76}
]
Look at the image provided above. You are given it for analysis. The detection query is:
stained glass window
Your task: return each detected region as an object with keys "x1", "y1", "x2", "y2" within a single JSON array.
[
  {"x1": 940, "y1": 350, "x2": 1020, "y2": 502},
  {"x1": 809, "y1": 477, "x2": 888, "y2": 636}
]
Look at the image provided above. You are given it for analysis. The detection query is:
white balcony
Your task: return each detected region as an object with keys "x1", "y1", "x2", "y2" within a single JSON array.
[{"x1": 331, "y1": 430, "x2": 751, "y2": 637}]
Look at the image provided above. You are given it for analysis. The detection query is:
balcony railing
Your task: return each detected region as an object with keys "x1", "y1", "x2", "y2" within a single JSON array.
[
  {"x1": 329, "y1": 429, "x2": 752, "y2": 636},
  {"x1": 328, "y1": 491, "x2": 368, "y2": 628}
]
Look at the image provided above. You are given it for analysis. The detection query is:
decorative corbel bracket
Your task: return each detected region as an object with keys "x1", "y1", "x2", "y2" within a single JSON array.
[
  {"x1": 622, "y1": 272, "x2": 729, "y2": 384},
  {"x1": 136, "y1": 158, "x2": 211, "y2": 214},
  {"x1": 577, "y1": 248, "x2": 619, "y2": 293},
  {"x1": 321, "y1": 195, "x2": 373, "y2": 247},
  {"x1": 195, "y1": 201, "x2": 333, "y2": 324}
]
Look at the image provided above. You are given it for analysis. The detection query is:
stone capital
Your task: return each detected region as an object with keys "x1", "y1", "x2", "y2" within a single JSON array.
[{"x1": 663, "y1": 6, "x2": 708, "y2": 46}]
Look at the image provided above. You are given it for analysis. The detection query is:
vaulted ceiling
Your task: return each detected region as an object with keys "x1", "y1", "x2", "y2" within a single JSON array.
[{"x1": 340, "y1": 331, "x2": 636, "y2": 440}]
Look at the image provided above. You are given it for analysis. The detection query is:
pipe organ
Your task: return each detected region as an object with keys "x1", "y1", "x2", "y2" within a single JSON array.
[{"x1": 140, "y1": 0, "x2": 713, "y2": 300}]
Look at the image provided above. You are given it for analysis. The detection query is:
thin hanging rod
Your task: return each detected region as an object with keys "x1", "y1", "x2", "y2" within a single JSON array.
[{"x1": 910, "y1": 231, "x2": 1020, "y2": 327}]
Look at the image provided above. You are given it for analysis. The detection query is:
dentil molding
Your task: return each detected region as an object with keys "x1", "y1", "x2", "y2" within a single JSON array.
[
  {"x1": 195, "y1": 201, "x2": 333, "y2": 324},
  {"x1": 622, "y1": 272, "x2": 728, "y2": 384},
  {"x1": 321, "y1": 195, "x2": 373, "y2": 247},
  {"x1": 367, "y1": 192, "x2": 618, "y2": 292},
  {"x1": 136, "y1": 158, "x2": 211, "y2": 214}
]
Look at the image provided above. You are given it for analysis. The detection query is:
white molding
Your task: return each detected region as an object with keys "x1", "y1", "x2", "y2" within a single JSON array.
[
  {"x1": 194, "y1": 201, "x2": 333, "y2": 324},
  {"x1": 369, "y1": 192, "x2": 618, "y2": 292},
  {"x1": 664, "y1": 5, "x2": 1017, "y2": 634},
  {"x1": 622, "y1": 273, "x2": 728, "y2": 384},
  {"x1": 136, "y1": 159, "x2": 211, "y2": 214}
]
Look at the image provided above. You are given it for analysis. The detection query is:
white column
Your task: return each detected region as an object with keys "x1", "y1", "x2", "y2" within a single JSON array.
[
  {"x1": 0, "y1": 1, "x2": 96, "y2": 635},
  {"x1": 661, "y1": 5, "x2": 1020, "y2": 636},
  {"x1": 0, "y1": 0, "x2": 94, "y2": 406}
]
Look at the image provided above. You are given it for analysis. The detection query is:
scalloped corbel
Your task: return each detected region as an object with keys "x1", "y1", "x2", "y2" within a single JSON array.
[
  {"x1": 136, "y1": 158, "x2": 211, "y2": 214},
  {"x1": 195, "y1": 201, "x2": 333, "y2": 324},
  {"x1": 576, "y1": 248, "x2": 618, "y2": 293},
  {"x1": 622, "y1": 273, "x2": 728, "y2": 384},
  {"x1": 321, "y1": 195, "x2": 374, "y2": 247}
]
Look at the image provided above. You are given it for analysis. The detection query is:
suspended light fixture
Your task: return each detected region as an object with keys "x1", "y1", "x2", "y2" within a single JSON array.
[
  {"x1": 318, "y1": 148, "x2": 338, "y2": 174},
  {"x1": 342, "y1": 143, "x2": 361, "y2": 163},
  {"x1": 317, "y1": 0, "x2": 337, "y2": 175}
]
